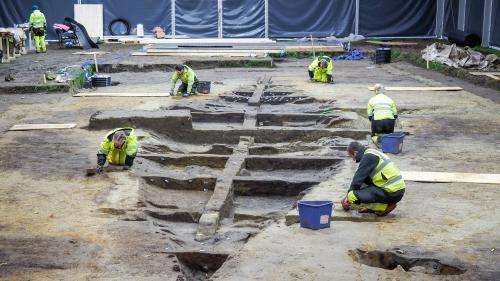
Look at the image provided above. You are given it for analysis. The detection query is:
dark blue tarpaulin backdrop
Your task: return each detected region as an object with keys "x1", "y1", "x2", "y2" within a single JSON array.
[
  {"x1": 0, "y1": 0, "x2": 75, "y2": 39},
  {"x1": 223, "y1": 0, "x2": 265, "y2": 38},
  {"x1": 359, "y1": 0, "x2": 436, "y2": 37},
  {"x1": 269, "y1": 0, "x2": 355, "y2": 38},
  {"x1": 0, "y1": 0, "x2": 493, "y2": 44},
  {"x1": 85, "y1": 0, "x2": 172, "y2": 36},
  {"x1": 175, "y1": 0, "x2": 218, "y2": 37}
]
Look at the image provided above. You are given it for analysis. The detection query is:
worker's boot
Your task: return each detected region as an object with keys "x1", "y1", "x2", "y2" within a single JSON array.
[
  {"x1": 375, "y1": 203, "x2": 397, "y2": 217},
  {"x1": 341, "y1": 196, "x2": 350, "y2": 211}
]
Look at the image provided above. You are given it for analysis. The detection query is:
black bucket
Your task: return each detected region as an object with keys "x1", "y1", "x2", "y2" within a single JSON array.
[
  {"x1": 375, "y1": 48, "x2": 391, "y2": 64},
  {"x1": 197, "y1": 80, "x2": 211, "y2": 94},
  {"x1": 91, "y1": 75, "x2": 111, "y2": 87}
]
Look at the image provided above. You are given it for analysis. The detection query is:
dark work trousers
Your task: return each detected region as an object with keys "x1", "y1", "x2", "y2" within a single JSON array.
[
  {"x1": 177, "y1": 78, "x2": 199, "y2": 94},
  {"x1": 371, "y1": 119, "x2": 395, "y2": 135},
  {"x1": 353, "y1": 185, "x2": 404, "y2": 204}
]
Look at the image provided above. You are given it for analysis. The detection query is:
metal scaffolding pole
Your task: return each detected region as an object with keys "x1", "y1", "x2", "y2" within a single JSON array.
[
  {"x1": 435, "y1": 0, "x2": 445, "y2": 38},
  {"x1": 171, "y1": 0, "x2": 176, "y2": 37},
  {"x1": 482, "y1": 0, "x2": 493, "y2": 47},
  {"x1": 218, "y1": 0, "x2": 223, "y2": 38},
  {"x1": 458, "y1": 0, "x2": 467, "y2": 31},
  {"x1": 264, "y1": 0, "x2": 269, "y2": 38},
  {"x1": 355, "y1": 0, "x2": 360, "y2": 35}
]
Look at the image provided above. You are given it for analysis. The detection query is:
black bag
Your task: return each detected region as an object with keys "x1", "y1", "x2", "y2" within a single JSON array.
[{"x1": 33, "y1": 27, "x2": 45, "y2": 36}]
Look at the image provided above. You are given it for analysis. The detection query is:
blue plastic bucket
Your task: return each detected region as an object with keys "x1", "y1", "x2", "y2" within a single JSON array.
[
  {"x1": 298, "y1": 201, "x2": 333, "y2": 230},
  {"x1": 380, "y1": 132, "x2": 405, "y2": 154}
]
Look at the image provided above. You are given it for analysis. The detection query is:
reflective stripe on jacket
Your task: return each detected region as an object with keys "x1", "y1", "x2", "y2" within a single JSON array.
[
  {"x1": 29, "y1": 10, "x2": 46, "y2": 29},
  {"x1": 171, "y1": 65, "x2": 197, "y2": 93},
  {"x1": 365, "y1": 148, "x2": 405, "y2": 193},
  {"x1": 98, "y1": 127, "x2": 138, "y2": 165},
  {"x1": 367, "y1": 93, "x2": 397, "y2": 120}
]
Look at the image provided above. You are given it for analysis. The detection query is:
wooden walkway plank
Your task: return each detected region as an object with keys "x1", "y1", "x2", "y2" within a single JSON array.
[
  {"x1": 402, "y1": 171, "x2": 500, "y2": 184},
  {"x1": 9, "y1": 123, "x2": 77, "y2": 131},
  {"x1": 368, "y1": 86, "x2": 463, "y2": 91}
]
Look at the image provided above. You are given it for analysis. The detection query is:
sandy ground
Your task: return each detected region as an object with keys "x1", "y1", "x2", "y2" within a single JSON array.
[{"x1": 0, "y1": 46, "x2": 499, "y2": 280}]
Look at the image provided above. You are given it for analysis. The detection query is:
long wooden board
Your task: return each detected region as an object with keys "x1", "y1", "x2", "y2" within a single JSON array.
[
  {"x1": 366, "y1": 40, "x2": 418, "y2": 46},
  {"x1": 285, "y1": 45, "x2": 343, "y2": 52},
  {"x1": 74, "y1": 92, "x2": 171, "y2": 97},
  {"x1": 402, "y1": 171, "x2": 500, "y2": 184},
  {"x1": 9, "y1": 123, "x2": 77, "y2": 131},
  {"x1": 146, "y1": 48, "x2": 282, "y2": 54},
  {"x1": 469, "y1": 72, "x2": 500, "y2": 80},
  {"x1": 368, "y1": 86, "x2": 463, "y2": 91},
  {"x1": 132, "y1": 52, "x2": 267, "y2": 57}
]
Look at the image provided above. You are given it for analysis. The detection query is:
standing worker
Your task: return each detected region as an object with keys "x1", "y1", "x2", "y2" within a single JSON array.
[
  {"x1": 29, "y1": 5, "x2": 47, "y2": 53},
  {"x1": 96, "y1": 128, "x2": 138, "y2": 174},
  {"x1": 341, "y1": 141, "x2": 405, "y2": 216},
  {"x1": 308, "y1": 55, "x2": 333, "y2": 83},
  {"x1": 367, "y1": 84, "x2": 398, "y2": 144},
  {"x1": 169, "y1": 64, "x2": 198, "y2": 97}
]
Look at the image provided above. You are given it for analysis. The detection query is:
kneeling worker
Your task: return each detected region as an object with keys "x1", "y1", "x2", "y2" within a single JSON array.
[
  {"x1": 341, "y1": 141, "x2": 405, "y2": 216},
  {"x1": 169, "y1": 64, "x2": 198, "y2": 97},
  {"x1": 96, "y1": 128, "x2": 138, "y2": 173},
  {"x1": 308, "y1": 56, "x2": 333, "y2": 83},
  {"x1": 368, "y1": 84, "x2": 397, "y2": 143}
]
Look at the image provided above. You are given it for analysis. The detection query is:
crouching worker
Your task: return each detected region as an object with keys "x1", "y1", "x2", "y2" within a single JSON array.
[
  {"x1": 308, "y1": 56, "x2": 333, "y2": 83},
  {"x1": 96, "y1": 128, "x2": 138, "y2": 174},
  {"x1": 169, "y1": 64, "x2": 198, "y2": 97},
  {"x1": 341, "y1": 141, "x2": 405, "y2": 216},
  {"x1": 368, "y1": 84, "x2": 397, "y2": 144}
]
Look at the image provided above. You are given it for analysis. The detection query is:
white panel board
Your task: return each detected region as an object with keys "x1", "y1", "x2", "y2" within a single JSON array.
[{"x1": 74, "y1": 4, "x2": 103, "y2": 39}]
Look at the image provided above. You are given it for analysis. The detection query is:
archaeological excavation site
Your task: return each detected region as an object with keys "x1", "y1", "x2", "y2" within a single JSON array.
[{"x1": 1, "y1": 1, "x2": 499, "y2": 280}]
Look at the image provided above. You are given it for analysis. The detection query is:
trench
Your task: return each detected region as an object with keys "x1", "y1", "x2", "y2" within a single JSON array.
[
  {"x1": 88, "y1": 76, "x2": 370, "y2": 280},
  {"x1": 349, "y1": 248, "x2": 467, "y2": 275}
]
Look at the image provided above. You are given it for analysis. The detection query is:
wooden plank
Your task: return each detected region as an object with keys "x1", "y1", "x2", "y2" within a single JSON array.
[
  {"x1": 74, "y1": 92, "x2": 171, "y2": 97},
  {"x1": 402, "y1": 171, "x2": 500, "y2": 184},
  {"x1": 131, "y1": 52, "x2": 267, "y2": 57},
  {"x1": 146, "y1": 48, "x2": 281, "y2": 54},
  {"x1": 469, "y1": 72, "x2": 500, "y2": 75},
  {"x1": 9, "y1": 123, "x2": 77, "y2": 131},
  {"x1": 470, "y1": 72, "x2": 500, "y2": 80},
  {"x1": 285, "y1": 45, "x2": 343, "y2": 52},
  {"x1": 366, "y1": 40, "x2": 418, "y2": 46},
  {"x1": 72, "y1": 51, "x2": 109, "y2": 55},
  {"x1": 368, "y1": 86, "x2": 463, "y2": 91}
]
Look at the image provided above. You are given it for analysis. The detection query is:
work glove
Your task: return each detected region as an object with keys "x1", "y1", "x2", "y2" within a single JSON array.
[
  {"x1": 368, "y1": 116, "x2": 373, "y2": 121},
  {"x1": 394, "y1": 115, "x2": 398, "y2": 119}
]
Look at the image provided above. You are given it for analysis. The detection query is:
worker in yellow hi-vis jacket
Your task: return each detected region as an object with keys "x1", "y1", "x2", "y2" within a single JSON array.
[
  {"x1": 367, "y1": 84, "x2": 398, "y2": 144},
  {"x1": 341, "y1": 141, "x2": 405, "y2": 217},
  {"x1": 96, "y1": 128, "x2": 138, "y2": 174},
  {"x1": 308, "y1": 55, "x2": 333, "y2": 83},
  {"x1": 29, "y1": 5, "x2": 47, "y2": 53}
]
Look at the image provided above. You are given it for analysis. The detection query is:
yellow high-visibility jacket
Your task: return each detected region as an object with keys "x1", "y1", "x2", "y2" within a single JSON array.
[
  {"x1": 367, "y1": 93, "x2": 397, "y2": 120},
  {"x1": 29, "y1": 10, "x2": 46, "y2": 29},
  {"x1": 308, "y1": 56, "x2": 333, "y2": 82},
  {"x1": 365, "y1": 149, "x2": 405, "y2": 193},
  {"x1": 170, "y1": 65, "x2": 197, "y2": 93},
  {"x1": 98, "y1": 127, "x2": 138, "y2": 165}
]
